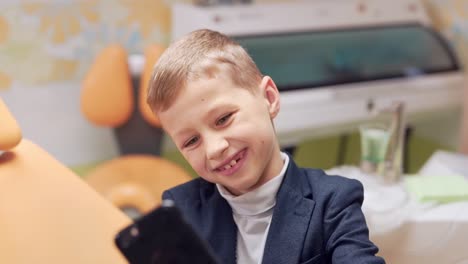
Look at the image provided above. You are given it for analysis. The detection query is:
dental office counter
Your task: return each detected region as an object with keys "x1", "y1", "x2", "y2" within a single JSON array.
[
  {"x1": 376, "y1": 202, "x2": 468, "y2": 264},
  {"x1": 326, "y1": 166, "x2": 468, "y2": 264}
]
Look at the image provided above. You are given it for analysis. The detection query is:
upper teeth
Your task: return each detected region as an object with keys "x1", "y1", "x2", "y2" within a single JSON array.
[
  {"x1": 223, "y1": 158, "x2": 238, "y2": 170},
  {"x1": 218, "y1": 151, "x2": 245, "y2": 171}
]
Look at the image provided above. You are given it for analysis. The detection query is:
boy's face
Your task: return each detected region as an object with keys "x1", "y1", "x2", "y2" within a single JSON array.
[{"x1": 158, "y1": 74, "x2": 283, "y2": 195}]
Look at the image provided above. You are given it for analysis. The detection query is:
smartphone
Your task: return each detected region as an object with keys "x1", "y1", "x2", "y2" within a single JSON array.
[{"x1": 115, "y1": 200, "x2": 219, "y2": 264}]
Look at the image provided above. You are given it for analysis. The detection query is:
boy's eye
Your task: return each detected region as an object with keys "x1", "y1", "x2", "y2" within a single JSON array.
[
  {"x1": 183, "y1": 136, "x2": 199, "y2": 148},
  {"x1": 216, "y1": 113, "x2": 233, "y2": 126}
]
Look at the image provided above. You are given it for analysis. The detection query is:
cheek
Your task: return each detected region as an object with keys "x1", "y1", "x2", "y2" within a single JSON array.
[
  {"x1": 183, "y1": 151, "x2": 206, "y2": 175},
  {"x1": 241, "y1": 117, "x2": 273, "y2": 139}
]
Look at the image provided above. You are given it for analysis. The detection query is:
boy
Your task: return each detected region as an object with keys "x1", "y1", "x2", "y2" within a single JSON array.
[{"x1": 147, "y1": 29, "x2": 385, "y2": 264}]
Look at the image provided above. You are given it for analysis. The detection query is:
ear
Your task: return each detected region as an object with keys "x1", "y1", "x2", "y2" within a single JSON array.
[{"x1": 259, "y1": 76, "x2": 280, "y2": 119}]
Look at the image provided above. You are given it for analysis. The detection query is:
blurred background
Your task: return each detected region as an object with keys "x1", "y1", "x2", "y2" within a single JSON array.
[
  {"x1": 1, "y1": 0, "x2": 467, "y2": 177},
  {"x1": 1, "y1": 0, "x2": 468, "y2": 263}
]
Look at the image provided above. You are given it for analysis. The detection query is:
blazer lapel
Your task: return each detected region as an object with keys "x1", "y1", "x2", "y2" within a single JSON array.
[
  {"x1": 201, "y1": 183, "x2": 237, "y2": 264},
  {"x1": 262, "y1": 159, "x2": 316, "y2": 264}
]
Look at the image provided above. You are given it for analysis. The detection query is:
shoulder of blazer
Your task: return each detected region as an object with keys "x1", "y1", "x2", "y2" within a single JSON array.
[
  {"x1": 298, "y1": 167, "x2": 363, "y2": 202},
  {"x1": 163, "y1": 177, "x2": 218, "y2": 204}
]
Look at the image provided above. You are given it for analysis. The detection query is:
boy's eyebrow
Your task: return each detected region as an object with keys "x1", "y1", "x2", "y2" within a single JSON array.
[
  {"x1": 204, "y1": 106, "x2": 222, "y2": 121},
  {"x1": 174, "y1": 127, "x2": 192, "y2": 139},
  {"x1": 203, "y1": 103, "x2": 235, "y2": 121}
]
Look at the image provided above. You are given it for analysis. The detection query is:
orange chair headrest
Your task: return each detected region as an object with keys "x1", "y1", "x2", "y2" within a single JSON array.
[
  {"x1": 0, "y1": 98, "x2": 21, "y2": 151},
  {"x1": 85, "y1": 155, "x2": 192, "y2": 214},
  {"x1": 139, "y1": 44, "x2": 165, "y2": 128},
  {"x1": 81, "y1": 45, "x2": 133, "y2": 127}
]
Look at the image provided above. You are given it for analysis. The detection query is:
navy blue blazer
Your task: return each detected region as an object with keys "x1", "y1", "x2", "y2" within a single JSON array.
[{"x1": 162, "y1": 158, "x2": 385, "y2": 264}]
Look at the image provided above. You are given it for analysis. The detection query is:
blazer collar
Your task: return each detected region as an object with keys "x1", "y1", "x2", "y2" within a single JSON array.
[
  {"x1": 200, "y1": 181, "x2": 237, "y2": 264},
  {"x1": 262, "y1": 156, "x2": 316, "y2": 264}
]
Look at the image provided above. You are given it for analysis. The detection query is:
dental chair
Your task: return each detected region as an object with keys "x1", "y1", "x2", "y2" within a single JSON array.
[
  {"x1": 81, "y1": 44, "x2": 192, "y2": 217},
  {"x1": 0, "y1": 98, "x2": 131, "y2": 264}
]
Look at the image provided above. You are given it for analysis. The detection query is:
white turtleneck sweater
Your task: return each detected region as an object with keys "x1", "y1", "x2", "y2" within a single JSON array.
[{"x1": 217, "y1": 152, "x2": 289, "y2": 264}]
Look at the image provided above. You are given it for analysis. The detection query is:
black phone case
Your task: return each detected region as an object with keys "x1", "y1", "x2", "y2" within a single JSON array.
[{"x1": 115, "y1": 201, "x2": 219, "y2": 264}]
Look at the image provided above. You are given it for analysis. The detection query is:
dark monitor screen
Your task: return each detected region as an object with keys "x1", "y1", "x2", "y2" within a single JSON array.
[{"x1": 234, "y1": 23, "x2": 460, "y2": 91}]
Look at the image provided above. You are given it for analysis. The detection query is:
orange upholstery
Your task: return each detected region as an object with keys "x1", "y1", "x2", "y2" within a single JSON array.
[
  {"x1": 0, "y1": 99, "x2": 21, "y2": 151},
  {"x1": 0, "y1": 140, "x2": 131, "y2": 264},
  {"x1": 85, "y1": 155, "x2": 192, "y2": 214},
  {"x1": 81, "y1": 45, "x2": 133, "y2": 127},
  {"x1": 0, "y1": 98, "x2": 131, "y2": 263},
  {"x1": 139, "y1": 44, "x2": 165, "y2": 127}
]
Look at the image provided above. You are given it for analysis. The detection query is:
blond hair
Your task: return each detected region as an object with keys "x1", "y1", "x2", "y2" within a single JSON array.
[{"x1": 147, "y1": 29, "x2": 263, "y2": 112}]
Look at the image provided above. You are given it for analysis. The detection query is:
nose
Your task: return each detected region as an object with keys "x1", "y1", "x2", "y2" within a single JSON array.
[{"x1": 205, "y1": 133, "x2": 229, "y2": 160}]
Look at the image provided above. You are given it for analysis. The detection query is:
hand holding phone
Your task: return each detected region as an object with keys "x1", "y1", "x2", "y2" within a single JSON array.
[{"x1": 115, "y1": 200, "x2": 219, "y2": 264}]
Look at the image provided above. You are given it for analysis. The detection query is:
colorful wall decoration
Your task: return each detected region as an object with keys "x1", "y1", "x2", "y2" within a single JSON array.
[
  {"x1": 424, "y1": 0, "x2": 468, "y2": 153},
  {"x1": 425, "y1": 0, "x2": 468, "y2": 67},
  {"x1": 0, "y1": 0, "x2": 171, "y2": 90}
]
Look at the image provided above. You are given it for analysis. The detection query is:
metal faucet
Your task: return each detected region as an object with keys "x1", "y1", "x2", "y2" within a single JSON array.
[{"x1": 379, "y1": 101, "x2": 405, "y2": 183}]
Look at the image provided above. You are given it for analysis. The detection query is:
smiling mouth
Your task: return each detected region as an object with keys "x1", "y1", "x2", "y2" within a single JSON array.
[{"x1": 214, "y1": 149, "x2": 247, "y2": 173}]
